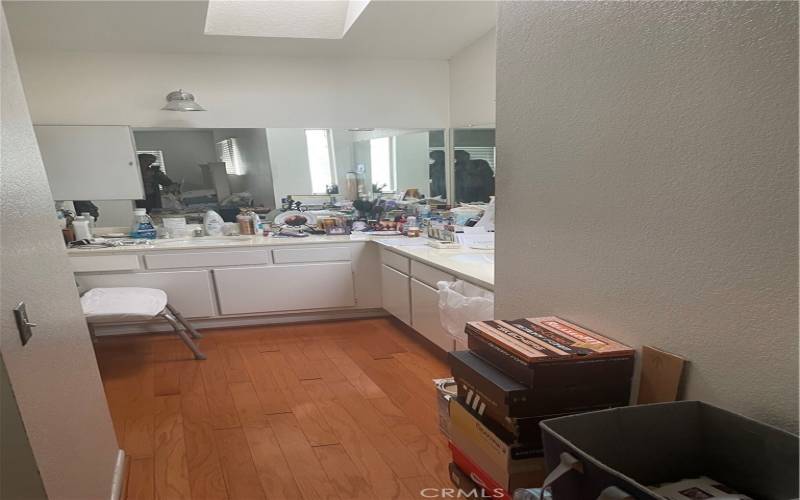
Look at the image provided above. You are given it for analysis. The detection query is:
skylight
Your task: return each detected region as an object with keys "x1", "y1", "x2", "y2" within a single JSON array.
[{"x1": 204, "y1": 0, "x2": 372, "y2": 40}]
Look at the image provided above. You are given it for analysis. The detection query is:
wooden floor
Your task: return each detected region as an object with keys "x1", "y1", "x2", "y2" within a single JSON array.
[{"x1": 95, "y1": 318, "x2": 454, "y2": 500}]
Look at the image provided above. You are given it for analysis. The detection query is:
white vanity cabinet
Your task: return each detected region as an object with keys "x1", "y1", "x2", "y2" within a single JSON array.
[
  {"x1": 409, "y1": 260, "x2": 456, "y2": 352},
  {"x1": 379, "y1": 247, "x2": 493, "y2": 353},
  {"x1": 214, "y1": 262, "x2": 355, "y2": 315},
  {"x1": 71, "y1": 242, "x2": 365, "y2": 329},
  {"x1": 381, "y1": 264, "x2": 411, "y2": 325},
  {"x1": 410, "y1": 278, "x2": 454, "y2": 352},
  {"x1": 75, "y1": 270, "x2": 216, "y2": 318}
]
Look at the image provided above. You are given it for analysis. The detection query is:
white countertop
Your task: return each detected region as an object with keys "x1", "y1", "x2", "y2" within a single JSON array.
[
  {"x1": 66, "y1": 234, "x2": 363, "y2": 254},
  {"x1": 372, "y1": 238, "x2": 494, "y2": 290},
  {"x1": 68, "y1": 234, "x2": 495, "y2": 290}
]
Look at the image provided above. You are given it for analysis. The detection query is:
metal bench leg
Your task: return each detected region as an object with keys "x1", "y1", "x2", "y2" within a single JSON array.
[
  {"x1": 162, "y1": 313, "x2": 206, "y2": 360},
  {"x1": 166, "y1": 303, "x2": 203, "y2": 339}
]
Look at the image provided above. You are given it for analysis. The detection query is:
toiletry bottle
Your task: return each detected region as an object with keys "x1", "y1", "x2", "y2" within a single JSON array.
[
  {"x1": 237, "y1": 213, "x2": 254, "y2": 235},
  {"x1": 80, "y1": 212, "x2": 95, "y2": 236},
  {"x1": 130, "y1": 208, "x2": 157, "y2": 239},
  {"x1": 251, "y1": 212, "x2": 261, "y2": 235},
  {"x1": 73, "y1": 216, "x2": 93, "y2": 240},
  {"x1": 203, "y1": 210, "x2": 224, "y2": 236}
]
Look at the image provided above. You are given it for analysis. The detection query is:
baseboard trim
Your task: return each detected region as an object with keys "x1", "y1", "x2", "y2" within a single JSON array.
[
  {"x1": 94, "y1": 309, "x2": 389, "y2": 336},
  {"x1": 110, "y1": 450, "x2": 126, "y2": 500}
]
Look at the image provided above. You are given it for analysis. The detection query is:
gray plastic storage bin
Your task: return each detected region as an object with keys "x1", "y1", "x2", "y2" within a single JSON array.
[{"x1": 540, "y1": 401, "x2": 798, "y2": 500}]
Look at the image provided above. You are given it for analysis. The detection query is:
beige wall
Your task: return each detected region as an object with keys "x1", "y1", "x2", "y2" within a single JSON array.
[
  {"x1": 1, "y1": 355, "x2": 46, "y2": 500},
  {"x1": 450, "y1": 28, "x2": 496, "y2": 127},
  {"x1": 14, "y1": 50, "x2": 450, "y2": 130},
  {"x1": 495, "y1": 1, "x2": 798, "y2": 431},
  {"x1": 1, "y1": 5, "x2": 121, "y2": 498}
]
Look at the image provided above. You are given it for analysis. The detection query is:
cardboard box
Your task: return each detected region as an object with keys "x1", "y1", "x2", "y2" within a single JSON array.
[
  {"x1": 448, "y1": 463, "x2": 492, "y2": 499},
  {"x1": 449, "y1": 443, "x2": 511, "y2": 500},
  {"x1": 540, "y1": 402, "x2": 799, "y2": 499},
  {"x1": 466, "y1": 317, "x2": 634, "y2": 391},
  {"x1": 450, "y1": 350, "x2": 625, "y2": 444},
  {"x1": 449, "y1": 399, "x2": 546, "y2": 492}
]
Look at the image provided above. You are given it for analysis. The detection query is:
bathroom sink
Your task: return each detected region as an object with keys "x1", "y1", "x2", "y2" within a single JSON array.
[{"x1": 449, "y1": 253, "x2": 494, "y2": 265}]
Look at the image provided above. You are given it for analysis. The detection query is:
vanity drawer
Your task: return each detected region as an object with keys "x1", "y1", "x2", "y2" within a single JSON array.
[
  {"x1": 411, "y1": 260, "x2": 454, "y2": 289},
  {"x1": 272, "y1": 246, "x2": 351, "y2": 264},
  {"x1": 70, "y1": 254, "x2": 140, "y2": 273},
  {"x1": 380, "y1": 249, "x2": 410, "y2": 274},
  {"x1": 144, "y1": 250, "x2": 270, "y2": 269}
]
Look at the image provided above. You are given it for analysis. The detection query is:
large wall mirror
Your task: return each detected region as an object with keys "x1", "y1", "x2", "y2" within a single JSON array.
[
  {"x1": 80, "y1": 127, "x2": 446, "y2": 226},
  {"x1": 41, "y1": 125, "x2": 496, "y2": 227}
]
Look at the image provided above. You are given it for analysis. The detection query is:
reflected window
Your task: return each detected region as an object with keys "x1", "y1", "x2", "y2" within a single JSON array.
[
  {"x1": 454, "y1": 128, "x2": 496, "y2": 203},
  {"x1": 305, "y1": 129, "x2": 335, "y2": 194},
  {"x1": 458, "y1": 146, "x2": 495, "y2": 172},
  {"x1": 136, "y1": 150, "x2": 167, "y2": 175},
  {"x1": 216, "y1": 138, "x2": 246, "y2": 175},
  {"x1": 370, "y1": 136, "x2": 395, "y2": 192}
]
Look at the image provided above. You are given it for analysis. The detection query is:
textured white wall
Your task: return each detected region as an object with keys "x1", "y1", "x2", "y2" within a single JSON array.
[
  {"x1": 495, "y1": 2, "x2": 798, "y2": 431},
  {"x1": 1, "y1": 6, "x2": 120, "y2": 498},
  {"x1": 15, "y1": 50, "x2": 450, "y2": 129},
  {"x1": 449, "y1": 28, "x2": 496, "y2": 127}
]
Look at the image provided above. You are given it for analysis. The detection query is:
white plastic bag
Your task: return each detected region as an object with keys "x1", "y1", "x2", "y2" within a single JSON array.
[{"x1": 437, "y1": 280, "x2": 494, "y2": 342}]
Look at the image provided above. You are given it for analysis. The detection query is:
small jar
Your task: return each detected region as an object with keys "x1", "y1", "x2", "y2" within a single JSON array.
[{"x1": 237, "y1": 214, "x2": 254, "y2": 235}]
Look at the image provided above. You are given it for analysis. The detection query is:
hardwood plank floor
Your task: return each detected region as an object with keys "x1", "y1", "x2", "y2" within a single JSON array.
[{"x1": 95, "y1": 318, "x2": 453, "y2": 500}]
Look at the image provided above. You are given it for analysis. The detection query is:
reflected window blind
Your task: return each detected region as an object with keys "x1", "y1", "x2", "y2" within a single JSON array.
[
  {"x1": 136, "y1": 150, "x2": 167, "y2": 175},
  {"x1": 216, "y1": 138, "x2": 246, "y2": 175},
  {"x1": 459, "y1": 146, "x2": 496, "y2": 171}
]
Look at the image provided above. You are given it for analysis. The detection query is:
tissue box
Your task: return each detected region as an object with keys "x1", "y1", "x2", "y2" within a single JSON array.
[{"x1": 449, "y1": 399, "x2": 546, "y2": 492}]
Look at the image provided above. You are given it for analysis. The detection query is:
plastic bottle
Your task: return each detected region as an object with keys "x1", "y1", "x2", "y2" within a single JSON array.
[
  {"x1": 237, "y1": 213, "x2": 254, "y2": 235},
  {"x1": 130, "y1": 208, "x2": 157, "y2": 239},
  {"x1": 203, "y1": 210, "x2": 224, "y2": 236},
  {"x1": 80, "y1": 212, "x2": 95, "y2": 236},
  {"x1": 251, "y1": 212, "x2": 261, "y2": 235},
  {"x1": 73, "y1": 216, "x2": 93, "y2": 240}
]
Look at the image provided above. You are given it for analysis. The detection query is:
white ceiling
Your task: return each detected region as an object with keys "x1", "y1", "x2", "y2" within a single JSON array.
[{"x1": 4, "y1": 0, "x2": 496, "y2": 59}]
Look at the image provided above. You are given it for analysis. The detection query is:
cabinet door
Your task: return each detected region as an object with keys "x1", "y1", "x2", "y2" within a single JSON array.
[
  {"x1": 76, "y1": 270, "x2": 216, "y2": 318},
  {"x1": 34, "y1": 125, "x2": 143, "y2": 200},
  {"x1": 214, "y1": 263, "x2": 355, "y2": 315},
  {"x1": 381, "y1": 264, "x2": 411, "y2": 325},
  {"x1": 411, "y1": 278, "x2": 455, "y2": 352}
]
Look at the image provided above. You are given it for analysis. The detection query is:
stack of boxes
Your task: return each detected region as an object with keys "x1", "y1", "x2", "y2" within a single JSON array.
[{"x1": 447, "y1": 316, "x2": 635, "y2": 498}]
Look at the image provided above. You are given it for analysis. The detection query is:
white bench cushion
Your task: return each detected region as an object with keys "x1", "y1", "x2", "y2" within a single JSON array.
[{"x1": 81, "y1": 287, "x2": 167, "y2": 323}]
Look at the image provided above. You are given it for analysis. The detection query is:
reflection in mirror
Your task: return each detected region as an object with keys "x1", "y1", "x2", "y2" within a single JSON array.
[
  {"x1": 72, "y1": 128, "x2": 446, "y2": 227},
  {"x1": 453, "y1": 128, "x2": 495, "y2": 204}
]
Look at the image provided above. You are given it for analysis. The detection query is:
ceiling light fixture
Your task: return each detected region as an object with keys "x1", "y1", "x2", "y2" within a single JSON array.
[{"x1": 161, "y1": 89, "x2": 206, "y2": 111}]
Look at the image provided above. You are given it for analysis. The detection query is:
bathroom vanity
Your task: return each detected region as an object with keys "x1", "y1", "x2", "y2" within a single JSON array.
[{"x1": 68, "y1": 235, "x2": 494, "y2": 352}]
